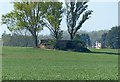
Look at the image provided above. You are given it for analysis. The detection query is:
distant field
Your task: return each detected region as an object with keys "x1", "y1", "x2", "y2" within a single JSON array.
[{"x1": 2, "y1": 46, "x2": 118, "y2": 80}]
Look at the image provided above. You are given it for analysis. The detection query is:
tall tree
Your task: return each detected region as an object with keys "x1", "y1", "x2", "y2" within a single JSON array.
[
  {"x1": 44, "y1": 2, "x2": 63, "y2": 41},
  {"x1": 65, "y1": 0, "x2": 93, "y2": 40},
  {"x1": 107, "y1": 26, "x2": 120, "y2": 49},
  {"x1": 2, "y1": 2, "x2": 45, "y2": 47}
]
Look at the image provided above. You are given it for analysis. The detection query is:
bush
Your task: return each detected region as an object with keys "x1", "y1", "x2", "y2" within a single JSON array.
[
  {"x1": 56, "y1": 40, "x2": 91, "y2": 52},
  {"x1": 48, "y1": 40, "x2": 56, "y2": 48},
  {"x1": 56, "y1": 40, "x2": 68, "y2": 50},
  {"x1": 67, "y1": 40, "x2": 90, "y2": 52}
]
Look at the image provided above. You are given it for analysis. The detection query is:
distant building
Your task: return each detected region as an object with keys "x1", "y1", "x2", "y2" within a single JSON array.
[{"x1": 95, "y1": 41, "x2": 101, "y2": 49}]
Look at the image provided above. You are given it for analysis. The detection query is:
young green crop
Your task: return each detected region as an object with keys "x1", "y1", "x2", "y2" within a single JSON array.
[{"x1": 2, "y1": 47, "x2": 118, "y2": 80}]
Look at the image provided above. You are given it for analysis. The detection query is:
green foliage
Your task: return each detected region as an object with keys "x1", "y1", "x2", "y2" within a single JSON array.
[
  {"x1": 107, "y1": 26, "x2": 120, "y2": 49},
  {"x1": 2, "y1": 2, "x2": 64, "y2": 47},
  {"x1": 67, "y1": 40, "x2": 90, "y2": 52},
  {"x1": 56, "y1": 40, "x2": 90, "y2": 52},
  {"x1": 101, "y1": 33, "x2": 108, "y2": 48},
  {"x1": 2, "y1": 47, "x2": 118, "y2": 80},
  {"x1": 1, "y1": 1, "x2": 93, "y2": 47},
  {"x1": 44, "y1": 2, "x2": 63, "y2": 40},
  {"x1": 101, "y1": 26, "x2": 120, "y2": 49},
  {"x1": 2, "y1": 33, "x2": 35, "y2": 47},
  {"x1": 74, "y1": 34, "x2": 91, "y2": 47},
  {"x1": 2, "y1": 12, "x2": 17, "y2": 31},
  {"x1": 2, "y1": 2, "x2": 46, "y2": 47},
  {"x1": 48, "y1": 40, "x2": 56, "y2": 48},
  {"x1": 65, "y1": 0, "x2": 93, "y2": 40}
]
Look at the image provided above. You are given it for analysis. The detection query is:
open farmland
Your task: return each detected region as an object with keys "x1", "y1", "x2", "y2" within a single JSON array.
[{"x1": 2, "y1": 47, "x2": 118, "y2": 80}]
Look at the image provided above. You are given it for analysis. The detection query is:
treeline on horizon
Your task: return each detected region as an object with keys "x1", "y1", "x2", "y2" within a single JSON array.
[{"x1": 2, "y1": 26, "x2": 120, "y2": 49}]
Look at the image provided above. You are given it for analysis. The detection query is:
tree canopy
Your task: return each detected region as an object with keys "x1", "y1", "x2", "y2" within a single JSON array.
[
  {"x1": 2, "y1": 2, "x2": 46, "y2": 47},
  {"x1": 100, "y1": 26, "x2": 120, "y2": 49},
  {"x1": 2, "y1": 0, "x2": 93, "y2": 48},
  {"x1": 43, "y1": 2, "x2": 63, "y2": 40}
]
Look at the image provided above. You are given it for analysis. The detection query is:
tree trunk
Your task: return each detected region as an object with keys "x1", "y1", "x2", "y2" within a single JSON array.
[
  {"x1": 33, "y1": 34, "x2": 38, "y2": 48},
  {"x1": 55, "y1": 34, "x2": 58, "y2": 49},
  {"x1": 70, "y1": 33, "x2": 74, "y2": 40},
  {"x1": 35, "y1": 35, "x2": 38, "y2": 47}
]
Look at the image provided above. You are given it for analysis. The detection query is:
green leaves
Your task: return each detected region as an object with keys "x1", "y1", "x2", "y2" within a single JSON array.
[
  {"x1": 44, "y1": 2, "x2": 63, "y2": 40},
  {"x1": 105, "y1": 26, "x2": 120, "y2": 49},
  {"x1": 2, "y1": 2, "x2": 45, "y2": 33},
  {"x1": 2, "y1": 11, "x2": 17, "y2": 31},
  {"x1": 2, "y1": 1, "x2": 92, "y2": 45},
  {"x1": 2, "y1": 2, "x2": 48, "y2": 47}
]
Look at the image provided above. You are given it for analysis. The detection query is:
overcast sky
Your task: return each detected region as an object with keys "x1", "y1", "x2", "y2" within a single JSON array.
[{"x1": 0, "y1": 0, "x2": 118, "y2": 38}]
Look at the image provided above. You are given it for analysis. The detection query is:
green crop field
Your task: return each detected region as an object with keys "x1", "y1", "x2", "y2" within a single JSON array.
[{"x1": 2, "y1": 46, "x2": 118, "y2": 80}]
